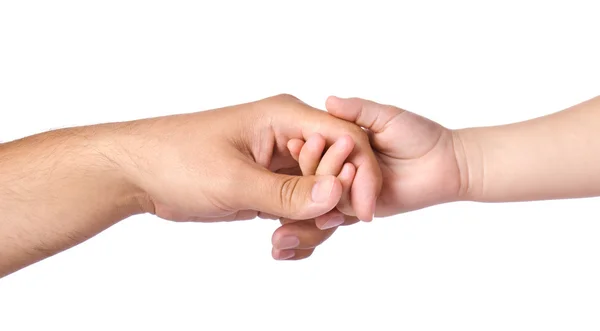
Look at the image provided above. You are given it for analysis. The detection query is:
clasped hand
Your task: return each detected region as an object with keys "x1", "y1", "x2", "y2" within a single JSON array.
[{"x1": 118, "y1": 94, "x2": 462, "y2": 261}]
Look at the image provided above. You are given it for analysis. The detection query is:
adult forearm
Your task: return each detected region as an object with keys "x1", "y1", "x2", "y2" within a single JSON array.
[
  {"x1": 457, "y1": 95, "x2": 600, "y2": 202},
  {"x1": 0, "y1": 124, "x2": 145, "y2": 277}
]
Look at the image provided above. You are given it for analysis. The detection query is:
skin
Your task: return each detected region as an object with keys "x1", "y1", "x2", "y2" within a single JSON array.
[
  {"x1": 272, "y1": 133, "x2": 357, "y2": 260},
  {"x1": 4, "y1": 92, "x2": 600, "y2": 270},
  {"x1": 0, "y1": 94, "x2": 382, "y2": 278},
  {"x1": 274, "y1": 94, "x2": 600, "y2": 259}
]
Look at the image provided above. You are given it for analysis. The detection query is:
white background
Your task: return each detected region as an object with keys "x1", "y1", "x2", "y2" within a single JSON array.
[{"x1": 1, "y1": 1, "x2": 600, "y2": 330}]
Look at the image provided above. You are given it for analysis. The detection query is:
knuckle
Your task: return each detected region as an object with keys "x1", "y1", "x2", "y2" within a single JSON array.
[
  {"x1": 272, "y1": 93, "x2": 300, "y2": 103},
  {"x1": 346, "y1": 123, "x2": 370, "y2": 144},
  {"x1": 278, "y1": 176, "x2": 302, "y2": 215}
]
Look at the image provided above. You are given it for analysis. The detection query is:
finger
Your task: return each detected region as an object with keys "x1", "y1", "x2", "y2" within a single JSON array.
[
  {"x1": 277, "y1": 163, "x2": 357, "y2": 230},
  {"x1": 351, "y1": 155, "x2": 379, "y2": 221},
  {"x1": 267, "y1": 96, "x2": 382, "y2": 221},
  {"x1": 287, "y1": 139, "x2": 305, "y2": 162},
  {"x1": 280, "y1": 212, "x2": 359, "y2": 227},
  {"x1": 272, "y1": 247, "x2": 315, "y2": 261},
  {"x1": 272, "y1": 247, "x2": 295, "y2": 260},
  {"x1": 314, "y1": 208, "x2": 359, "y2": 230},
  {"x1": 325, "y1": 96, "x2": 405, "y2": 134},
  {"x1": 298, "y1": 134, "x2": 326, "y2": 175},
  {"x1": 272, "y1": 219, "x2": 337, "y2": 250},
  {"x1": 236, "y1": 161, "x2": 342, "y2": 220},
  {"x1": 315, "y1": 135, "x2": 355, "y2": 176},
  {"x1": 286, "y1": 249, "x2": 315, "y2": 260},
  {"x1": 335, "y1": 162, "x2": 356, "y2": 215}
]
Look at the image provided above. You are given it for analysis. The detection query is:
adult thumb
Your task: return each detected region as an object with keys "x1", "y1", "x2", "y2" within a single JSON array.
[{"x1": 236, "y1": 166, "x2": 342, "y2": 220}]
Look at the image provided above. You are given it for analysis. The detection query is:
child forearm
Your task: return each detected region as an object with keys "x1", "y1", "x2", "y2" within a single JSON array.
[{"x1": 457, "y1": 95, "x2": 600, "y2": 202}]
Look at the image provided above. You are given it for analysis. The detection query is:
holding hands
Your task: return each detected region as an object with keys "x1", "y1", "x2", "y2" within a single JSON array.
[
  {"x1": 272, "y1": 96, "x2": 464, "y2": 259},
  {"x1": 3, "y1": 91, "x2": 598, "y2": 276}
]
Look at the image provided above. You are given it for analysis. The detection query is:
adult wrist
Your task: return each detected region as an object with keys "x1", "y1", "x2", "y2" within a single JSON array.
[{"x1": 84, "y1": 122, "x2": 154, "y2": 217}]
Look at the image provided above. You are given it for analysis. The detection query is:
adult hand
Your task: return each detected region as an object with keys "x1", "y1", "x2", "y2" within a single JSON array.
[
  {"x1": 122, "y1": 94, "x2": 381, "y2": 223},
  {"x1": 0, "y1": 94, "x2": 382, "y2": 276}
]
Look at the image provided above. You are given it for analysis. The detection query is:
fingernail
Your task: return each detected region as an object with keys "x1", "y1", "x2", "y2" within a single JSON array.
[
  {"x1": 372, "y1": 200, "x2": 377, "y2": 218},
  {"x1": 321, "y1": 215, "x2": 344, "y2": 230},
  {"x1": 277, "y1": 236, "x2": 300, "y2": 250},
  {"x1": 278, "y1": 250, "x2": 295, "y2": 260},
  {"x1": 311, "y1": 177, "x2": 334, "y2": 203}
]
